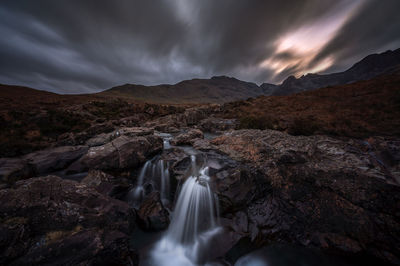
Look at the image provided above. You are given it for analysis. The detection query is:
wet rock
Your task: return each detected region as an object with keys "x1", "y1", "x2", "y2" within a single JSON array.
[
  {"x1": 198, "y1": 117, "x2": 238, "y2": 133},
  {"x1": 70, "y1": 134, "x2": 163, "y2": 172},
  {"x1": 137, "y1": 191, "x2": 170, "y2": 231},
  {"x1": 192, "y1": 138, "x2": 216, "y2": 151},
  {"x1": 143, "y1": 106, "x2": 214, "y2": 130},
  {"x1": 0, "y1": 158, "x2": 31, "y2": 184},
  {"x1": 81, "y1": 170, "x2": 131, "y2": 199},
  {"x1": 118, "y1": 114, "x2": 149, "y2": 127},
  {"x1": 118, "y1": 127, "x2": 154, "y2": 137},
  {"x1": 58, "y1": 122, "x2": 115, "y2": 146},
  {"x1": 170, "y1": 129, "x2": 204, "y2": 146},
  {"x1": 85, "y1": 132, "x2": 113, "y2": 147},
  {"x1": 85, "y1": 127, "x2": 153, "y2": 147},
  {"x1": 210, "y1": 129, "x2": 400, "y2": 264},
  {"x1": 184, "y1": 108, "x2": 209, "y2": 126},
  {"x1": 23, "y1": 145, "x2": 88, "y2": 176},
  {"x1": 144, "y1": 113, "x2": 186, "y2": 132},
  {"x1": 0, "y1": 175, "x2": 136, "y2": 265}
]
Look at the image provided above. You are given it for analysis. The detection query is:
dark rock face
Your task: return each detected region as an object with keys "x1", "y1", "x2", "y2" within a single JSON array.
[
  {"x1": 197, "y1": 117, "x2": 238, "y2": 133},
  {"x1": 0, "y1": 157, "x2": 31, "y2": 184},
  {"x1": 81, "y1": 170, "x2": 131, "y2": 199},
  {"x1": 0, "y1": 146, "x2": 88, "y2": 184},
  {"x1": 70, "y1": 134, "x2": 163, "y2": 172},
  {"x1": 24, "y1": 145, "x2": 89, "y2": 175},
  {"x1": 170, "y1": 129, "x2": 204, "y2": 146},
  {"x1": 136, "y1": 191, "x2": 170, "y2": 231},
  {"x1": 0, "y1": 175, "x2": 137, "y2": 265},
  {"x1": 208, "y1": 130, "x2": 400, "y2": 264}
]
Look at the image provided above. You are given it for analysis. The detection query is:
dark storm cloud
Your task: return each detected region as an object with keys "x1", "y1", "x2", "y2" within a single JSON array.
[
  {"x1": 311, "y1": 0, "x2": 400, "y2": 74},
  {"x1": 0, "y1": 0, "x2": 399, "y2": 93}
]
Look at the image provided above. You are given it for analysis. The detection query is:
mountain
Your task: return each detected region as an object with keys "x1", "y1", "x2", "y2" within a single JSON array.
[
  {"x1": 98, "y1": 76, "x2": 263, "y2": 104},
  {"x1": 263, "y1": 48, "x2": 400, "y2": 96},
  {"x1": 260, "y1": 82, "x2": 278, "y2": 95},
  {"x1": 222, "y1": 68, "x2": 400, "y2": 138}
]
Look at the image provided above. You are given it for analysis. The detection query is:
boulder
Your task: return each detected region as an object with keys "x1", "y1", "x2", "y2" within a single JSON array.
[
  {"x1": 198, "y1": 117, "x2": 238, "y2": 133},
  {"x1": 0, "y1": 175, "x2": 137, "y2": 265},
  {"x1": 23, "y1": 145, "x2": 88, "y2": 176},
  {"x1": 118, "y1": 127, "x2": 154, "y2": 137},
  {"x1": 170, "y1": 129, "x2": 204, "y2": 146},
  {"x1": 192, "y1": 138, "x2": 216, "y2": 151},
  {"x1": 0, "y1": 158, "x2": 31, "y2": 184},
  {"x1": 81, "y1": 170, "x2": 131, "y2": 199},
  {"x1": 70, "y1": 134, "x2": 163, "y2": 172},
  {"x1": 209, "y1": 129, "x2": 400, "y2": 264},
  {"x1": 85, "y1": 132, "x2": 113, "y2": 147},
  {"x1": 136, "y1": 191, "x2": 170, "y2": 231},
  {"x1": 183, "y1": 108, "x2": 209, "y2": 126}
]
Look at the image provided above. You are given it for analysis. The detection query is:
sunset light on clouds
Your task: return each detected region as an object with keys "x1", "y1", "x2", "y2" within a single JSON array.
[
  {"x1": 0, "y1": 0, "x2": 399, "y2": 92},
  {"x1": 261, "y1": 0, "x2": 363, "y2": 82}
]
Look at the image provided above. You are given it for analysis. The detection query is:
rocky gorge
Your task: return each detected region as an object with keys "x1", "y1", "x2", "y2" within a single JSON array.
[{"x1": 0, "y1": 103, "x2": 399, "y2": 265}]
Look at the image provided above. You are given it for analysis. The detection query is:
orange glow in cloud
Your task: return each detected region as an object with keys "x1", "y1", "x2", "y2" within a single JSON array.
[{"x1": 261, "y1": 1, "x2": 363, "y2": 82}]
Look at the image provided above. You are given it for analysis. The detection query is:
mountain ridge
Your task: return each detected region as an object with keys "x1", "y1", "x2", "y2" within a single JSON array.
[
  {"x1": 98, "y1": 75, "x2": 265, "y2": 104},
  {"x1": 266, "y1": 48, "x2": 400, "y2": 95}
]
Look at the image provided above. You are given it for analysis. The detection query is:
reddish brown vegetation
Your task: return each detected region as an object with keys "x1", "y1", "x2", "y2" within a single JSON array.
[
  {"x1": 0, "y1": 84, "x2": 184, "y2": 157},
  {"x1": 222, "y1": 71, "x2": 400, "y2": 138}
]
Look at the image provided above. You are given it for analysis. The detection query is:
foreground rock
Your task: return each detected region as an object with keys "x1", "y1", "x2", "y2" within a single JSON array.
[
  {"x1": 208, "y1": 130, "x2": 400, "y2": 264},
  {"x1": 197, "y1": 117, "x2": 238, "y2": 133},
  {"x1": 69, "y1": 134, "x2": 163, "y2": 172},
  {"x1": 0, "y1": 146, "x2": 88, "y2": 184},
  {"x1": 0, "y1": 175, "x2": 137, "y2": 265},
  {"x1": 170, "y1": 129, "x2": 204, "y2": 146},
  {"x1": 0, "y1": 157, "x2": 31, "y2": 184},
  {"x1": 81, "y1": 170, "x2": 131, "y2": 199},
  {"x1": 136, "y1": 191, "x2": 170, "y2": 231},
  {"x1": 24, "y1": 146, "x2": 89, "y2": 175}
]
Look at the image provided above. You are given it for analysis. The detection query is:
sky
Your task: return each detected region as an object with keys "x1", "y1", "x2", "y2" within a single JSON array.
[{"x1": 0, "y1": 0, "x2": 400, "y2": 94}]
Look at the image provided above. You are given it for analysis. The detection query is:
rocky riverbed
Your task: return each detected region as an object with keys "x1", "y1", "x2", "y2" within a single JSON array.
[{"x1": 0, "y1": 108, "x2": 399, "y2": 265}]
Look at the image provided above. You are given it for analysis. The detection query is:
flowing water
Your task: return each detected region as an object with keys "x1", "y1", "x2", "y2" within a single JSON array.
[
  {"x1": 147, "y1": 164, "x2": 221, "y2": 266},
  {"x1": 136, "y1": 152, "x2": 221, "y2": 265},
  {"x1": 130, "y1": 133, "x2": 222, "y2": 265},
  {"x1": 128, "y1": 157, "x2": 171, "y2": 207}
]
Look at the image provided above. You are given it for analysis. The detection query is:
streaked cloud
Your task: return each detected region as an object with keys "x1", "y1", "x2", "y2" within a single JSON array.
[{"x1": 0, "y1": 0, "x2": 399, "y2": 93}]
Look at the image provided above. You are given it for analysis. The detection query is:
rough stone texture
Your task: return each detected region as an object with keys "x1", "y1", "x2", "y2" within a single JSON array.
[
  {"x1": 118, "y1": 127, "x2": 154, "y2": 137},
  {"x1": 192, "y1": 138, "x2": 216, "y2": 151},
  {"x1": 23, "y1": 145, "x2": 88, "y2": 176},
  {"x1": 144, "y1": 106, "x2": 217, "y2": 132},
  {"x1": 57, "y1": 122, "x2": 115, "y2": 146},
  {"x1": 85, "y1": 132, "x2": 114, "y2": 147},
  {"x1": 198, "y1": 117, "x2": 238, "y2": 133},
  {"x1": 208, "y1": 129, "x2": 400, "y2": 264},
  {"x1": 70, "y1": 134, "x2": 163, "y2": 172},
  {"x1": 0, "y1": 175, "x2": 137, "y2": 265},
  {"x1": 81, "y1": 170, "x2": 131, "y2": 199},
  {"x1": 170, "y1": 129, "x2": 204, "y2": 146},
  {"x1": 136, "y1": 191, "x2": 170, "y2": 231},
  {"x1": 0, "y1": 158, "x2": 31, "y2": 184}
]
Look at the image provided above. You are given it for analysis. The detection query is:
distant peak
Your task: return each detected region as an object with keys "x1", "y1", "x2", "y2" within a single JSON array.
[{"x1": 211, "y1": 75, "x2": 236, "y2": 80}]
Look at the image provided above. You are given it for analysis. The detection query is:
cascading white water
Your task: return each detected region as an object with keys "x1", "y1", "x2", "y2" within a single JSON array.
[
  {"x1": 132, "y1": 161, "x2": 151, "y2": 202},
  {"x1": 128, "y1": 158, "x2": 170, "y2": 207},
  {"x1": 148, "y1": 164, "x2": 221, "y2": 266}
]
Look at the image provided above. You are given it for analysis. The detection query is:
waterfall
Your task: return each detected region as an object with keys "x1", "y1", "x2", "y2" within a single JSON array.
[
  {"x1": 149, "y1": 164, "x2": 221, "y2": 266},
  {"x1": 128, "y1": 158, "x2": 170, "y2": 207}
]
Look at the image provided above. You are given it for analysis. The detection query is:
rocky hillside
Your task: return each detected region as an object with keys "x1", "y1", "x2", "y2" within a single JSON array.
[
  {"x1": 222, "y1": 70, "x2": 400, "y2": 138},
  {"x1": 99, "y1": 76, "x2": 265, "y2": 104},
  {"x1": 263, "y1": 48, "x2": 400, "y2": 96},
  {"x1": 0, "y1": 59, "x2": 399, "y2": 265},
  {"x1": 0, "y1": 84, "x2": 187, "y2": 157},
  {"x1": 0, "y1": 107, "x2": 399, "y2": 265}
]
